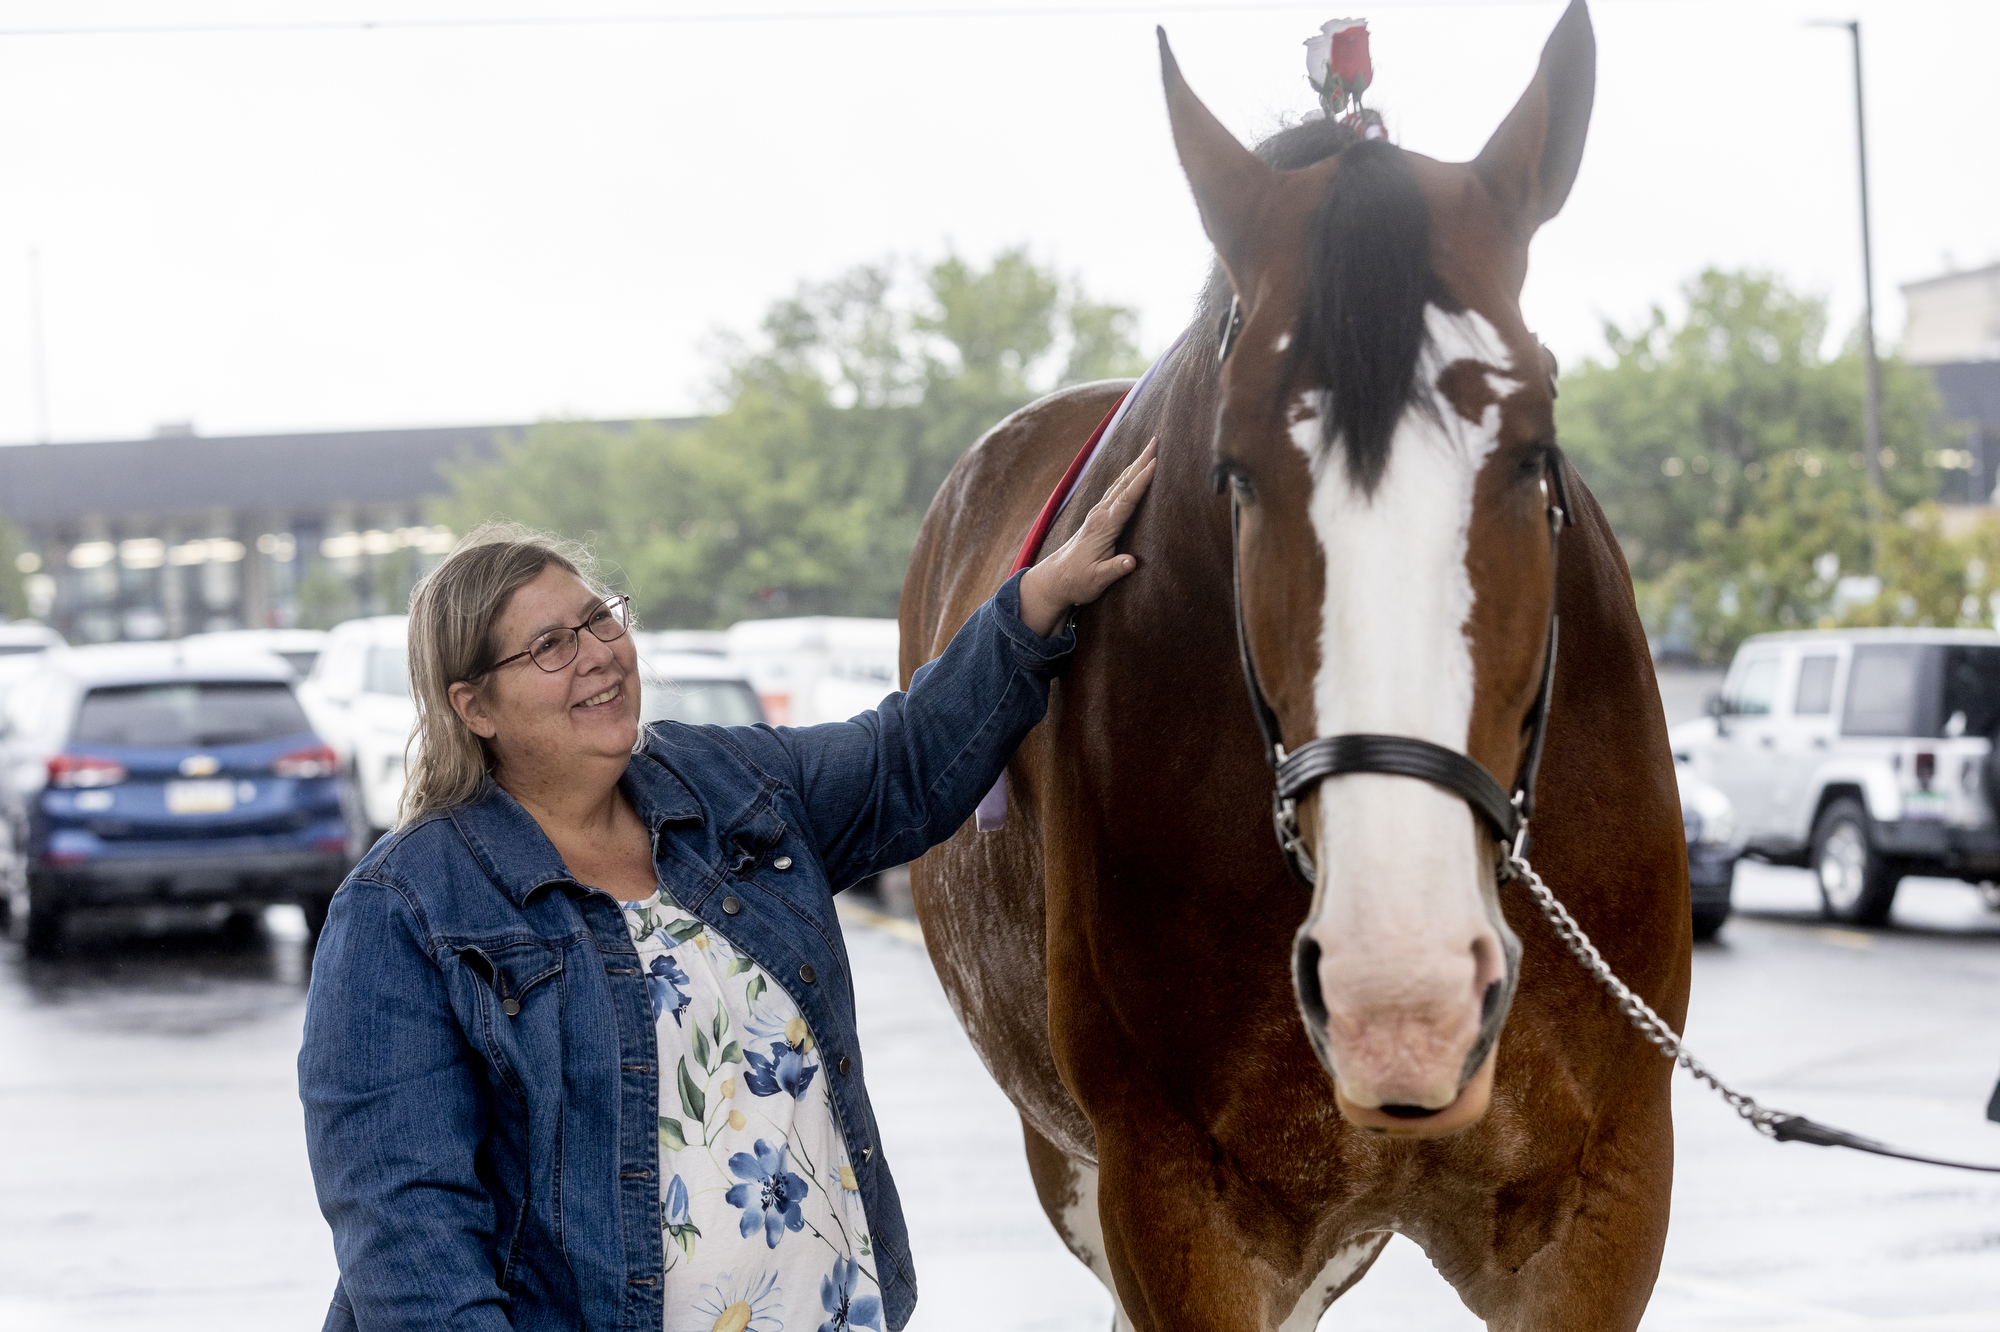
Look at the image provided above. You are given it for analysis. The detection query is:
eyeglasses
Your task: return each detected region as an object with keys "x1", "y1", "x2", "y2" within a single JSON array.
[{"x1": 474, "y1": 596, "x2": 632, "y2": 680}]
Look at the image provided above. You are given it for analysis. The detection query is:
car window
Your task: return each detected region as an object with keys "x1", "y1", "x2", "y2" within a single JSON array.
[
  {"x1": 1728, "y1": 656, "x2": 1781, "y2": 716},
  {"x1": 1938, "y1": 646, "x2": 2000, "y2": 738},
  {"x1": 641, "y1": 680, "x2": 764, "y2": 727},
  {"x1": 1795, "y1": 655, "x2": 1838, "y2": 716},
  {"x1": 1842, "y1": 645, "x2": 1924, "y2": 736},
  {"x1": 73, "y1": 682, "x2": 312, "y2": 748},
  {"x1": 363, "y1": 647, "x2": 410, "y2": 697}
]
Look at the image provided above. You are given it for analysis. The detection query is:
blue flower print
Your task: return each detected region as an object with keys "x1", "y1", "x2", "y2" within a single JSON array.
[
  {"x1": 819, "y1": 1255, "x2": 882, "y2": 1332},
  {"x1": 648, "y1": 953, "x2": 692, "y2": 1026},
  {"x1": 724, "y1": 1138, "x2": 808, "y2": 1248},
  {"x1": 743, "y1": 1039, "x2": 818, "y2": 1100}
]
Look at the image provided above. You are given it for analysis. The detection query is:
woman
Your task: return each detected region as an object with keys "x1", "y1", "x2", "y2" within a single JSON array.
[{"x1": 298, "y1": 442, "x2": 1158, "y2": 1332}]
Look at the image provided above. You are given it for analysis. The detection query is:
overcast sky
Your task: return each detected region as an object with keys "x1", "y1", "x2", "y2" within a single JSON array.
[{"x1": 0, "y1": 0, "x2": 1993, "y2": 445}]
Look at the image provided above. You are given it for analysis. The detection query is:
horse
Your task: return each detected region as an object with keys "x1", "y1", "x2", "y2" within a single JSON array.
[{"x1": 898, "y1": 4, "x2": 1690, "y2": 1328}]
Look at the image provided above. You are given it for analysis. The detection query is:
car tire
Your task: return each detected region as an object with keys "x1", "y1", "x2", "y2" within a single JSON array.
[
  {"x1": 23, "y1": 875, "x2": 69, "y2": 959},
  {"x1": 1811, "y1": 797, "x2": 1900, "y2": 926},
  {"x1": 1691, "y1": 907, "x2": 1728, "y2": 941},
  {"x1": 300, "y1": 892, "x2": 333, "y2": 942}
]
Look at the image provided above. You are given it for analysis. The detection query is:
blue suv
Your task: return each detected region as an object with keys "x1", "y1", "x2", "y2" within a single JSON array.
[{"x1": 2, "y1": 643, "x2": 348, "y2": 956}]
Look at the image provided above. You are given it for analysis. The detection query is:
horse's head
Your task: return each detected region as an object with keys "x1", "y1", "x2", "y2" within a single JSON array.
[{"x1": 1161, "y1": 2, "x2": 1594, "y2": 1136}]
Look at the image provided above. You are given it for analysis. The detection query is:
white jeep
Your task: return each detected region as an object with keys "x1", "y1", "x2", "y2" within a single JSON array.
[{"x1": 1669, "y1": 628, "x2": 2000, "y2": 925}]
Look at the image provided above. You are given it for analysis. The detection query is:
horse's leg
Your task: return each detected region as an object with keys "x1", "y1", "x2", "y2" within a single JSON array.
[
  {"x1": 1411, "y1": 1075, "x2": 1674, "y2": 1332},
  {"x1": 1020, "y1": 1117, "x2": 1137, "y2": 1332},
  {"x1": 1087, "y1": 1123, "x2": 1390, "y2": 1332}
]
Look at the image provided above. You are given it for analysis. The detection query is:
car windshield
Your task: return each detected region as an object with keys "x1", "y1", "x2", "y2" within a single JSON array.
[
  {"x1": 364, "y1": 647, "x2": 410, "y2": 697},
  {"x1": 641, "y1": 679, "x2": 763, "y2": 727},
  {"x1": 1938, "y1": 646, "x2": 2000, "y2": 737},
  {"x1": 74, "y1": 682, "x2": 312, "y2": 748},
  {"x1": 278, "y1": 651, "x2": 320, "y2": 677}
]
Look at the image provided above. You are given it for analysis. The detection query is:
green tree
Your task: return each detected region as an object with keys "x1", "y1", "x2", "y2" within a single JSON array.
[
  {"x1": 439, "y1": 249, "x2": 1146, "y2": 627},
  {"x1": 1558, "y1": 268, "x2": 1948, "y2": 660}
]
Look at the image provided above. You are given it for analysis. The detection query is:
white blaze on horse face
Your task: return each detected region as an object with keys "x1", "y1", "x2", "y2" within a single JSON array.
[{"x1": 1294, "y1": 304, "x2": 1519, "y2": 1111}]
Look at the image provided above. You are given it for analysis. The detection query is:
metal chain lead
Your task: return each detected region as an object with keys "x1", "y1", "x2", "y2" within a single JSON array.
[{"x1": 1501, "y1": 843, "x2": 1785, "y2": 1136}]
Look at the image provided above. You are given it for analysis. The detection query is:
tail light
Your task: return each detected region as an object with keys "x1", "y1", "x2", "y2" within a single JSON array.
[
  {"x1": 48, "y1": 754, "x2": 127, "y2": 788},
  {"x1": 274, "y1": 744, "x2": 339, "y2": 779},
  {"x1": 1915, "y1": 751, "x2": 1936, "y2": 791}
]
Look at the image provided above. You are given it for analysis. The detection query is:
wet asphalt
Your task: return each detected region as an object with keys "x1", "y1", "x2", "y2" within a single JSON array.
[{"x1": 2, "y1": 854, "x2": 1997, "y2": 1328}]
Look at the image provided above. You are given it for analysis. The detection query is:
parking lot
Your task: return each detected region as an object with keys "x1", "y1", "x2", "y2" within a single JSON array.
[{"x1": 2, "y1": 855, "x2": 1997, "y2": 1331}]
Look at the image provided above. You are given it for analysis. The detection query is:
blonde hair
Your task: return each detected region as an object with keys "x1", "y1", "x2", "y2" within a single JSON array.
[{"x1": 399, "y1": 521, "x2": 615, "y2": 825}]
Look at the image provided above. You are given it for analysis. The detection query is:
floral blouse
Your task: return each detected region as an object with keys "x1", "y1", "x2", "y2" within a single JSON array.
[{"x1": 621, "y1": 891, "x2": 882, "y2": 1332}]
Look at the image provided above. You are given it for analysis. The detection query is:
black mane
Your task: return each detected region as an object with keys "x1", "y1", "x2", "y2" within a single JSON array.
[{"x1": 1198, "y1": 118, "x2": 1448, "y2": 494}]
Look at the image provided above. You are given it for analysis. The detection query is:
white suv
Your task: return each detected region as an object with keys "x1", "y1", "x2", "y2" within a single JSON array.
[
  {"x1": 1670, "y1": 628, "x2": 2000, "y2": 924},
  {"x1": 295, "y1": 617, "x2": 414, "y2": 844}
]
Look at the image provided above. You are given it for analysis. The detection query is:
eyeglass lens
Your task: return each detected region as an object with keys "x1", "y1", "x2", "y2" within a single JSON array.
[{"x1": 528, "y1": 599, "x2": 630, "y2": 673}]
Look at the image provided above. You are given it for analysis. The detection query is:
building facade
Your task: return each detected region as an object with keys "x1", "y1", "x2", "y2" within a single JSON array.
[
  {"x1": 1901, "y1": 263, "x2": 2000, "y2": 504},
  {"x1": 0, "y1": 422, "x2": 524, "y2": 643}
]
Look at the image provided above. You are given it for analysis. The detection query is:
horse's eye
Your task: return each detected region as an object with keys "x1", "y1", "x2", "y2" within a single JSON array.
[{"x1": 1516, "y1": 446, "x2": 1553, "y2": 483}]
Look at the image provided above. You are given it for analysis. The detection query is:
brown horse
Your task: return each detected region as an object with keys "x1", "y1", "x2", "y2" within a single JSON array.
[{"x1": 899, "y1": 4, "x2": 1690, "y2": 1327}]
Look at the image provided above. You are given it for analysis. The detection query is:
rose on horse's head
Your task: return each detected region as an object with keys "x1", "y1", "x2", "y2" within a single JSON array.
[
  {"x1": 1159, "y1": 0, "x2": 1594, "y2": 1138},
  {"x1": 1306, "y1": 18, "x2": 1373, "y2": 115}
]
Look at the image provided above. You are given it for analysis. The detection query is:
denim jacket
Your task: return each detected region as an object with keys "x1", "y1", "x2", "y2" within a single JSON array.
[{"x1": 298, "y1": 572, "x2": 1072, "y2": 1332}]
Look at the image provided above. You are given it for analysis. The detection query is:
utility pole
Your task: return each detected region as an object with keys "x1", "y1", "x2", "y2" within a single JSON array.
[
  {"x1": 27, "y1": 247, "x2": 50, "y2": 444},
  {"x1": 1811, "y1": 19, "x2": 1883, "y2": 496}
]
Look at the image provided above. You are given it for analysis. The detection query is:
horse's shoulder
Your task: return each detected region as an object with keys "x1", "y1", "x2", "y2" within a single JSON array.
[{"x1": 957, "y1": 379, "x2": 1134, "y2": 485}]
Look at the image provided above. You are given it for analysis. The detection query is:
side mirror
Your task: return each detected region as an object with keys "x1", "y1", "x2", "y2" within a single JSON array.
[{"x1": 1705, "y1": 692, "x2": 1730, "y2": 735}]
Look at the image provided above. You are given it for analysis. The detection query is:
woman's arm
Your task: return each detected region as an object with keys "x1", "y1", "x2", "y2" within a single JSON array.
[
  {"x1": 729, "y1": 441, "x2": 1157, "y2": 888},
  {"x1": 299, "y1": 876, "x2": 515, "y2": 1331}
]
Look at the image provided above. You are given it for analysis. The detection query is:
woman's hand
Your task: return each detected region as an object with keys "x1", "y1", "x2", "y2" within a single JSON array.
[{"x1": 1018, "y1": 438, "x2": 1159, "y2": 638}]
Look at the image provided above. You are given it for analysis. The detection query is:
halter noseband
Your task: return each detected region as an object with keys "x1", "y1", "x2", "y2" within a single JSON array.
[{"x1": 1216, "y1": 300, "x2": 1573, "y2": 885}]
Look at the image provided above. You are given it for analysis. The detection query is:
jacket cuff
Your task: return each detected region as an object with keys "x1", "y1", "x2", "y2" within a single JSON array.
[{"x1": 992, "y1": 569, "x2": 1077, "y2": 677}]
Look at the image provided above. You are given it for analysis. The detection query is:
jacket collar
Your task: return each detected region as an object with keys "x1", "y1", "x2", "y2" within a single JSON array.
[{"x1": 449, "y1": 752, "x2": 706, "y2": 909}]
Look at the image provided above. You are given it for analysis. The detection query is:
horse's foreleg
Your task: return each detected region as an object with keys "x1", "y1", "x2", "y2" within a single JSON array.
[
  {"x1": 1089, "y1": 1126, "x2": 1386, "y2": 1332},
  {"x1": 1020, "y1": 1117, "x2": 1138, "y2": 1332},
  {"x1": 1418, "y1": 1076, "x2": 1674, "y2": 1332}
]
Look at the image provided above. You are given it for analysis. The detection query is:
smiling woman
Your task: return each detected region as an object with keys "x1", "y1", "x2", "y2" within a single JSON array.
[{"x1": 298, "y1": 464, "x2": 1154, "y2": 1332}]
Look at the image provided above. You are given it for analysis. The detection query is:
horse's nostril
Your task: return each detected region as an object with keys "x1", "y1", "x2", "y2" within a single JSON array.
[
  {"x1": 1481, "y1": 977, "x2": 1505, "y2": 1024},
  {"x1": 1378, "y1": 1104, "x2": 1442, "y2": 1120}
]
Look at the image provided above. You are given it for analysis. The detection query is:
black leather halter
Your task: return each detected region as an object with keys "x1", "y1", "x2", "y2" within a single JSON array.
[{"x1": 1214, "y1": 325, "x2": 1574, "y2": 885}]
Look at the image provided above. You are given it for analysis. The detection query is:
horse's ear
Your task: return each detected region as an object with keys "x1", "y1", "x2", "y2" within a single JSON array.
[
  {"x1": 1159, "y1": 27, "x2": 1275, "y2": 291},
  {"x1": 1472, "y1": 0, "x2": 1595, "y2": 231}
]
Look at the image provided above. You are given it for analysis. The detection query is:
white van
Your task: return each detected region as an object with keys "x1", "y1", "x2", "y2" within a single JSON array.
[
  {"x1": 723, "y1": 617, "x2": 899, "y2": 728},
  {"x1": 1670, "y1": 628, "x2": 2000, "y2": 924}
]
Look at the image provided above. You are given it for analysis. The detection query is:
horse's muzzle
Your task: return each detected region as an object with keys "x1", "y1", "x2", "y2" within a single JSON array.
[{"x1": 1292, "y1": 932, "x2": 1519, "y2": 1138}]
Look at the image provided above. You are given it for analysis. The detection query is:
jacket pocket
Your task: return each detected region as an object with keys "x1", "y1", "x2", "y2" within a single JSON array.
[{"x1": 455, "y1": 940, "x2": 563, "y2": 1096}]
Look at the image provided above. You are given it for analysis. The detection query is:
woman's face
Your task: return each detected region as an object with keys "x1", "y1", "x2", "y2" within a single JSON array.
[{"x1": 457, "y1": 565, "x2": 643, "y2": 777}]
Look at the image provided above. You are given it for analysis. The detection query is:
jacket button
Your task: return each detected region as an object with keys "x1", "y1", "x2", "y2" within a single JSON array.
[
  {"x1": 721, "y1": 896, "x2": 741, "y2": 915},
  {"x1": 861, "y1": 1144, "x2": 873, "y2": 1163},
  {"x1": 838, "y1": 1056, "x2": 851, "y2": 1076},
  {"x1": 773, "y1": 855, "x2": 793, "y2": 871},
  {"x1": 799, "y1": 964, "x2": 816, "y2": 984}
]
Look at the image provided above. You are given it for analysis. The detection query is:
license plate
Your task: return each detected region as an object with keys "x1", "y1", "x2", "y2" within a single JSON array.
[{"x1": 165, "y1": 779, "x2": 235, "y2": 815}]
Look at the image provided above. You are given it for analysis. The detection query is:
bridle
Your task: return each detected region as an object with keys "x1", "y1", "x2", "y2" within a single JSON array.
[{"x1": 1211, "y1": 294, "x2": 1574, "y2": 888}]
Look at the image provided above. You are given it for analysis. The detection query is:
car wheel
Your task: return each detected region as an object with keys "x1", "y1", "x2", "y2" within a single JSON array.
[
  {"x1": 1811, "y1": 797, "x2": 1900, "y2": 926},
  {"x1": 341, "y1": 762, "x2": 376, "y2": 860},
  {"x1": 23, "y1": 875, "x2": 69, "y2": 959},
  {"x1": 1691, "y1": 907, "x2": 1728, "y2": 941},
  {"x1": 300, "y1": 892, "x2": 333, "y2": 942}
]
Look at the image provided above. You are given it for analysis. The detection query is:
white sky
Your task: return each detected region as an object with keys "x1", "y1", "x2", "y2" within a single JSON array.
[{"x1": 0, "y1": 0, "x2": 1993, "y2": 445}]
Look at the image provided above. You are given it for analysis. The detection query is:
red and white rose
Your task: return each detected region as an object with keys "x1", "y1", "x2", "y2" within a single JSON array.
[{"x1": 1305, "y1": 18, "x2": 1372, "y2": 116}]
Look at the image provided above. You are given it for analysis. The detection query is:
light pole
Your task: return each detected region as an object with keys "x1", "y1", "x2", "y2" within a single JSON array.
[{"x1": 1810, "y1": 19, "x2": 1883, "y2": 497}]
